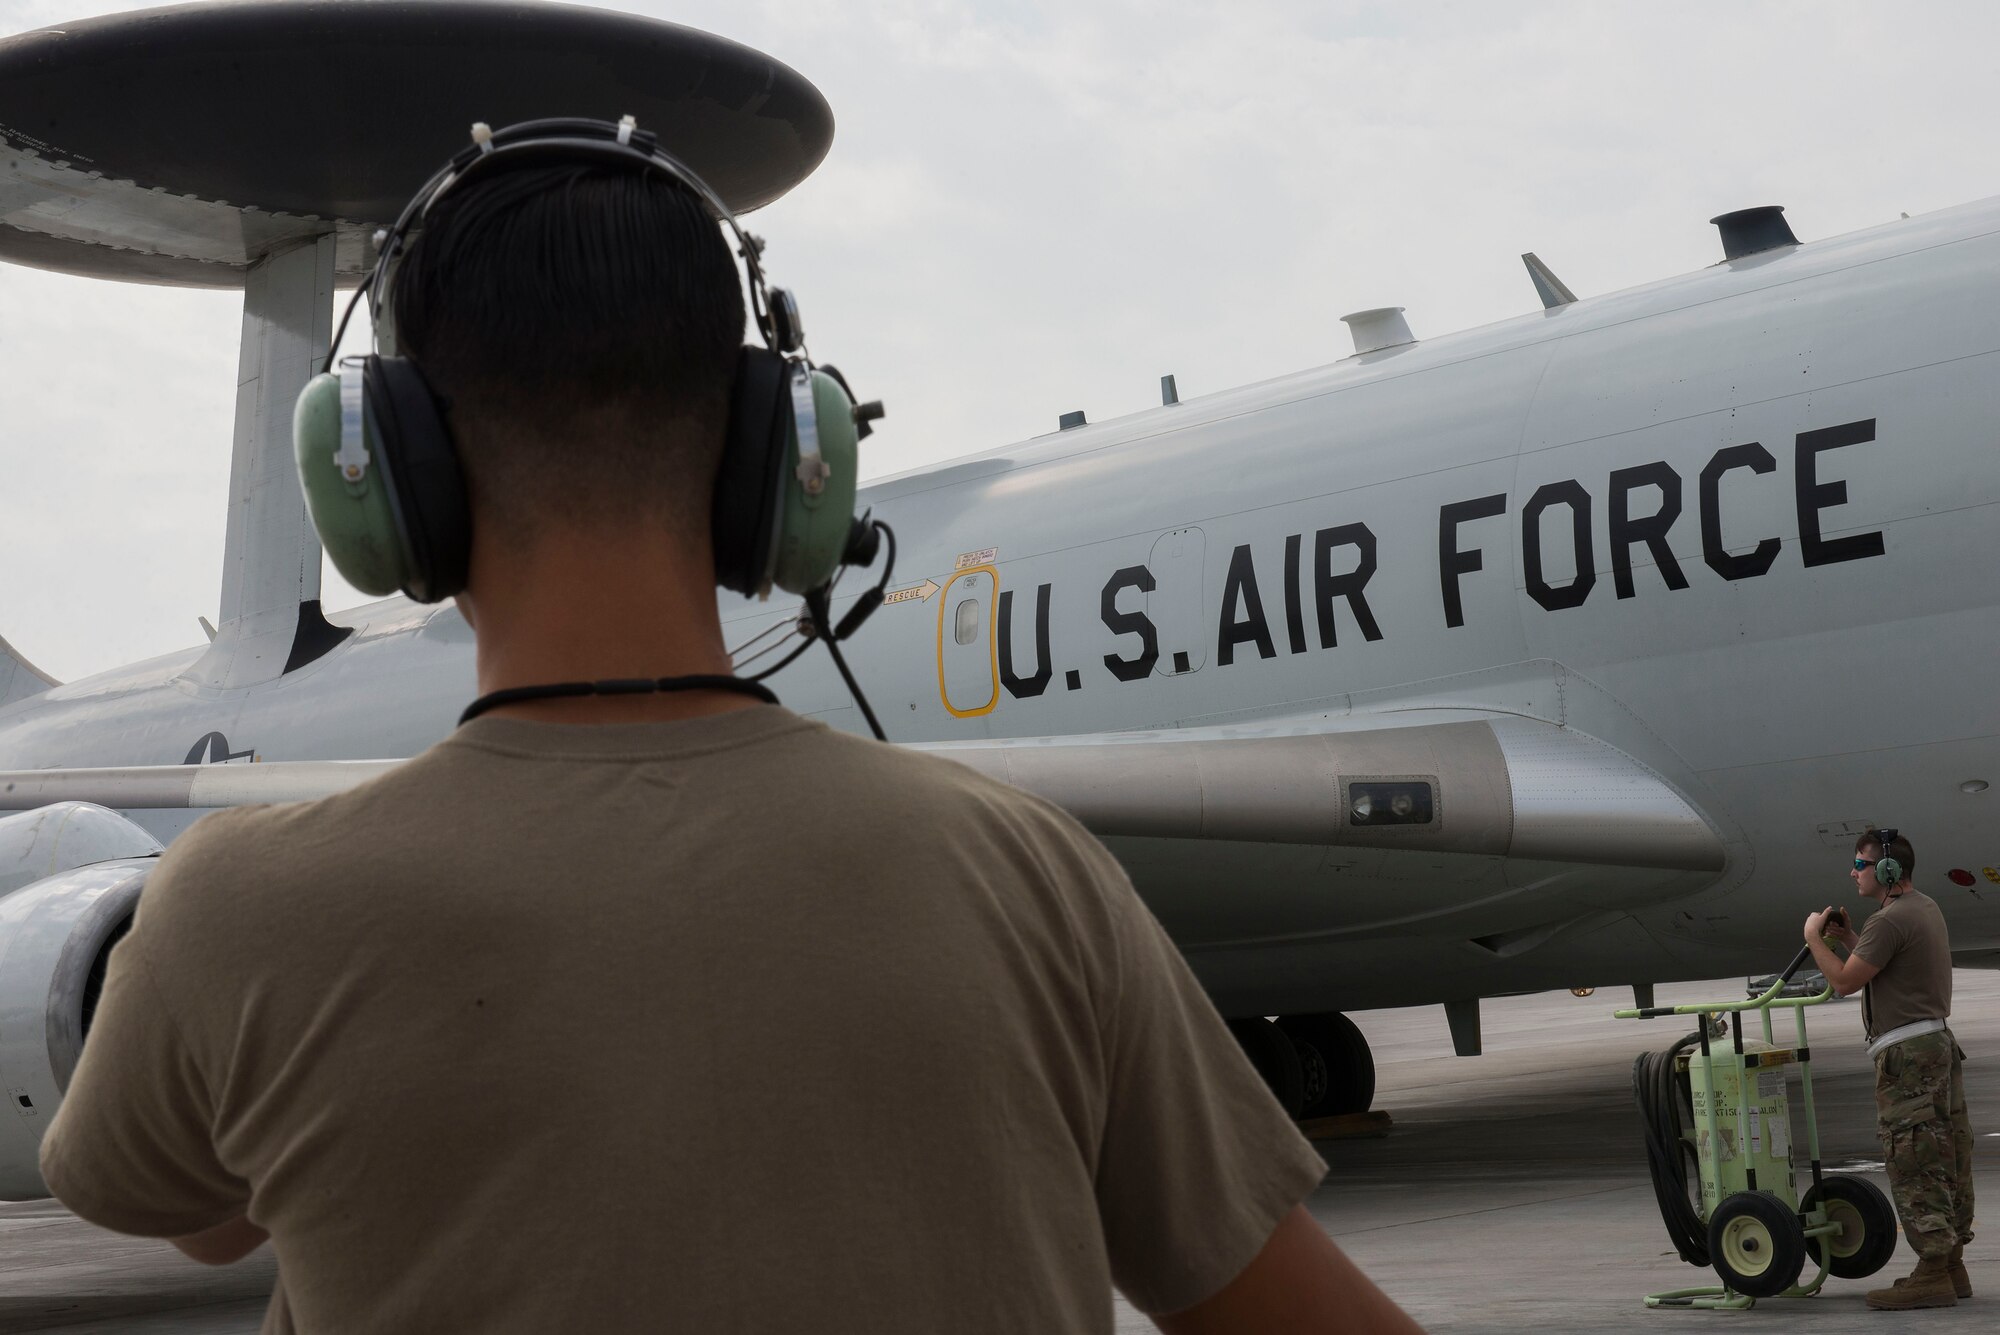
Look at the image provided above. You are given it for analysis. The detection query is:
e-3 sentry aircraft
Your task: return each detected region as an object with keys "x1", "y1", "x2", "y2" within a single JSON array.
[{"x1": 4, "y1": 1, "x2": 1999, "y2": 1201}]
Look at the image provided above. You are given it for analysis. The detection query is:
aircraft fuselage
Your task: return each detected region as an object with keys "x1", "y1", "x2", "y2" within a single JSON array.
[{"x1": 7, "y1": 196, "x2": 2000, "y2": 1014}]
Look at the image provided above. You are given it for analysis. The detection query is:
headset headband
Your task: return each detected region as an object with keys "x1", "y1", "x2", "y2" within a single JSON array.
[{"x1": 345, "y1": 115, "x2": 797, "y2": 367}]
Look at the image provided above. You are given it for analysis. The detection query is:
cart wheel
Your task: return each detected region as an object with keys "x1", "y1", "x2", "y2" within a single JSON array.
[
  {"x1": 1802, "y1": 1175, "x2": 1899, "y2": 1279},
  {"x1": 1707, "y1": 1191, "x2": 1806, "y2": 1297}
]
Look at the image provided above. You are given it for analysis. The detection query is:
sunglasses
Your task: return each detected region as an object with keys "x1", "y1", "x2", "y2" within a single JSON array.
[{"x1": 1854, "y1": 857, "x2": 1879, "y2": 871}]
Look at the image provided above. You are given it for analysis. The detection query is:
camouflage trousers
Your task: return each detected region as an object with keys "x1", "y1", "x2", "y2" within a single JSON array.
[{"x1": 1874, "y1": 1028, "x2": 1974, "y2": 1259}]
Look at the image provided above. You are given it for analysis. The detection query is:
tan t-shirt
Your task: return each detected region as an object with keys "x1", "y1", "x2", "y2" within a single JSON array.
[
  {"x1": 1852, "y1": 888, "x2": 1953, "y2": 1040},
  {"x1": 40, "y1": 708, "x2": 1324, "y2": 1332}
]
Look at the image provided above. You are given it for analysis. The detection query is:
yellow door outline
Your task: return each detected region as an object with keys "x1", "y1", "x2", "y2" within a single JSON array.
[{"x1": 936, "y1": 564, "x2": 1000, "y2": 718}]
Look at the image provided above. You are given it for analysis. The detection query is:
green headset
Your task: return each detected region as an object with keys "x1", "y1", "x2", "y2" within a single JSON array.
[
  {"x1": 1868, "y1": 827, "x2": 1905, "y2": 887},
  {"x1": 293, "y1": 115, "x2": 871, "y2": 605}
]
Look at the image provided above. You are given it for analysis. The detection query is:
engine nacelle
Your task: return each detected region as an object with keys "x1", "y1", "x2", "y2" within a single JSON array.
[
  {"x1": 0, "y1": 800, "x2": 162, "y2": 900},
  {"x1": 0, "y1": 804, "x2": 159, "y2": 1200}
]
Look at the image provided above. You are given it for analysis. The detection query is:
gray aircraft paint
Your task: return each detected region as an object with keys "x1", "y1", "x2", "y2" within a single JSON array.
[{"x1": 3, "y1": 194, "x2": 1999, "y2": 1020}]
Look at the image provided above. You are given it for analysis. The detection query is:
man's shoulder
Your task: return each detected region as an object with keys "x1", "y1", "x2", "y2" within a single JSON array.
[
  {"x1": 1885, "y1": 890, "x2": 1945, "y2": 928},
  {"x1": 801, "y1": 727, "x2": 1094, "y2": 839},
  {"x1": 142, "y1": 741, "x2": 473, "y2": 914},
  {"x1": 1909, "y1": 889, "x2": 1952, "y2": 933},
  {"x1": 1854, "y1": 890, "x2": 1947, "y2": 959},
  {"x1": 746, "y1": 727, "x2": 1128, "y2": 914}
]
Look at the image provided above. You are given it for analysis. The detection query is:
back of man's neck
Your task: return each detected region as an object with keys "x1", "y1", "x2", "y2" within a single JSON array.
[{"x1": 459, "y1": 526, "x2": 752, "y2": 724}]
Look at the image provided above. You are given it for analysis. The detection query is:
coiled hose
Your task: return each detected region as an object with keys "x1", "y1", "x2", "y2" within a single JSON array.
[{"x1": 1632, "y1": 1029, "x2": 1709, "y2": 1266}]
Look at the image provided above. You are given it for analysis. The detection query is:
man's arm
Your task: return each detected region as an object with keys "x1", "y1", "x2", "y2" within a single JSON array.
[
  {"x1": 1803, "y1": 909, "x2": 1880, "y2": 997},
  {"x1": 170, "y1": 1214, "x2": 268, "y2": 1266},
  {"x1": 1153, "y1": 1207, "x2": 1423, "y2": 1335},
  {"x1": 40, "y1": 816, "x2": 259, "y2": 1246}
]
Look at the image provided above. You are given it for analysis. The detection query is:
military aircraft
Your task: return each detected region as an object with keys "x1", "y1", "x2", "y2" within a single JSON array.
[{"x1": 4, "y1": 1, "x2": 1999, "y2": 1201}]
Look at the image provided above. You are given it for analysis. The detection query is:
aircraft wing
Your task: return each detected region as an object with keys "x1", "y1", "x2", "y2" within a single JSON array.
[
  {"x1": 0, "y1": 760, "x2": 400, "y2": 813},
  {"x1": 0, "y1": 712, "x2": 1722, "y2": 873},
  {"x1": 912, "y1": 713, "x2": 1722, "y2": 872}
]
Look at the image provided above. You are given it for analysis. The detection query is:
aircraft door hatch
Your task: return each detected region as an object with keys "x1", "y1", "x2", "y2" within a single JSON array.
[
  {"x1": 1149, "y1": 527, "x2": 1207, "y2": 676},
  {"x1": 937, "y1": 567, "x2": 1000, "y2": 718}
]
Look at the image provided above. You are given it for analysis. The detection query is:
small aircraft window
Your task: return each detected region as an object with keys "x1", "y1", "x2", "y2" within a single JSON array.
[
  {"x1": 1347, "y1": 781, "x2": 1436, "y2": 826},
  {"x1": 954, "y1": 598, "x2": 981, "y2": 645}
]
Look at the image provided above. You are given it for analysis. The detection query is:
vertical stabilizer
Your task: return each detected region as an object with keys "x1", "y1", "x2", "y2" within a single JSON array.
[{"x1": 0, "y1": 632, "x2": 58, "y2": 709}]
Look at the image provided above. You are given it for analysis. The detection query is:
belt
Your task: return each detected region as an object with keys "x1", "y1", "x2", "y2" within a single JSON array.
[{"x1": 1867, "y1": 1016, "x2": 1947, "y2": 1058}]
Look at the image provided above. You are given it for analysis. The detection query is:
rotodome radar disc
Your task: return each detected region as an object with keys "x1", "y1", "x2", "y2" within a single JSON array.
[{"x1": 0, "y1": 0, "x2": 834, "y2": 288}]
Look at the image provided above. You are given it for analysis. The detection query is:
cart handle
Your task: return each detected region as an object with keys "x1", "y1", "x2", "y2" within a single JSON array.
[
  {"x1": 1612, "y1": 946, "x2": 1834, "y2": 1019},
  {"x1": 1775, "y1": 942, "x2": 1814, "y2": 987}
]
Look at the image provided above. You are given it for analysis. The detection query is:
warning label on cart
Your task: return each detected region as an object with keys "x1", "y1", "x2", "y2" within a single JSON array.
[{"x1": 1757, "y1": 1069, "x2": 1784, "y2": 1100}]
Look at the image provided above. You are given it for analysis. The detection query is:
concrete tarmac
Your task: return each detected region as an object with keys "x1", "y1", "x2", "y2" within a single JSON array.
[{"x1": 4, "y1": 973, "x2": 1993, "y2": 1333}]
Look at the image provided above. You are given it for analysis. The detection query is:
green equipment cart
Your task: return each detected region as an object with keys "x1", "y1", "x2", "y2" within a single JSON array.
[{"x1": 1615, "y1": 944, "x2": 1899, "y2": 1308}]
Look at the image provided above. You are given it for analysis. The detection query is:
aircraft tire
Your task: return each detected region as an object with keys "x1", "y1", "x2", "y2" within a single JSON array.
[
  {"x1": 1224, "y1": 1017, "x2": 1305, "y2": 1119},
  {"x1": 1276, "y1": 1012, "x2": 1375, "y2": 1117}
]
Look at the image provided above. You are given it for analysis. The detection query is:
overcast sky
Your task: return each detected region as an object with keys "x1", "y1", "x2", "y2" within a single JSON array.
[{"x1": 2, "y1": 0, "x2": 1996, "y2": 680}]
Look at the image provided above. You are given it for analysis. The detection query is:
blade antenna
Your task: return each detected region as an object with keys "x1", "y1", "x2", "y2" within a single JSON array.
[{"x1": 1522, "y1": 252, "x2": 1578, "y2": 309}]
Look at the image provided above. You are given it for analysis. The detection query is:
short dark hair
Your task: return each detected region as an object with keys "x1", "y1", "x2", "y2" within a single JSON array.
[
  {"x1": 1855, "y1": 829, "x2": 1916, "y2": 878},
  {"x1": 390, "y1": 162, "x2": 745, "y2": 539}
]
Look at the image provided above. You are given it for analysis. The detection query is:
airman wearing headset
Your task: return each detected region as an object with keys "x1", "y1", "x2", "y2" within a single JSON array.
[
  {"x1": 1804, "y1": 828, "x2": 1973, "y2": 1310},
  {"x1": 39, "y1": 118, "x2": 1421, "y2": 1334}
]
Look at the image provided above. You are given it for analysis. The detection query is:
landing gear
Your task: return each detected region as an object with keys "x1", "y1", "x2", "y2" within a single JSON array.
[
  {"x1": 1278, "y1": 1013, "x2": 1375, "y2": 1118},
  {"x1": 1226, "y1": 1013, "x2": 1377, "y2": 1119}
]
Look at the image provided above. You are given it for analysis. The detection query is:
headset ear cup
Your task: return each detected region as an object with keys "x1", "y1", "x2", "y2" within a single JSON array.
[
  {"x1": 769, "y1": 367, "x2": 861, "y2": 596},
  {"x1": 366, "y1": 357, "x2": 472, "y2": 603},
  {"x1": 713, "y1": 347, "x2": 791, "y2": 596},
  {"x1": 1878, "y1": 857, "x2": 1902, "y2": 887},
  {"x1": 294, "y1": 365, "x2": 418, "y2": 597}
]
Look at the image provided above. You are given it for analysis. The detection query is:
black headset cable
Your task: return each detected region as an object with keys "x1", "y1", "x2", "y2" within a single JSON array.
[
  {"x1": 805, "y1": 587, "x2": 886, "y2": 742},
  {"x1": 747, "y1": 633, "x2": 815, "y2": 684},
  {"x1": 459, "y1": 675, "x2": 777, "y2": 726}
]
